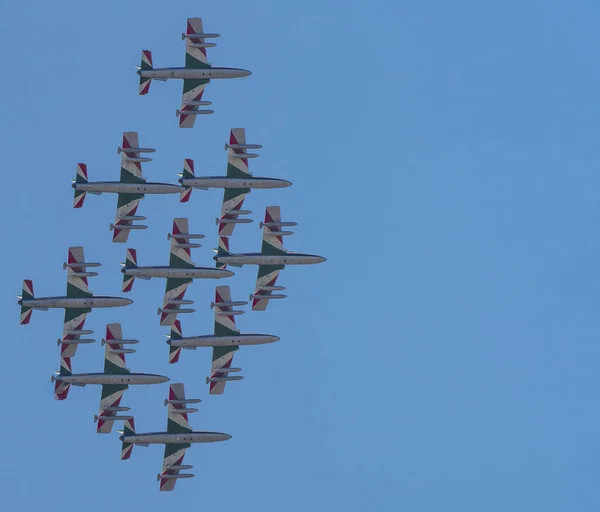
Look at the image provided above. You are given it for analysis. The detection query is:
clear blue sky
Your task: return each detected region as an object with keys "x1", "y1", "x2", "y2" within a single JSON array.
[{"x1": 1, "y1": 0, "x2": 600, "y2": 510}]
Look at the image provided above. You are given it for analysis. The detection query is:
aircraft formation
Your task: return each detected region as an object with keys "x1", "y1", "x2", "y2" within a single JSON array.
[{"x1": 18, "y1": 17, "x2": 325, "y2": 492}]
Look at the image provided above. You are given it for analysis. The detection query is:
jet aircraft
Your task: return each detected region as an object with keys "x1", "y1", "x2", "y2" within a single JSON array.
[
  {"x1": 121, "y1": 218, "x2": 233, "y2": 325},
  {"x1": 137, "y1": 17, "x2": 251, "y2": 128},
  {"x1": 167, "y1": 286, "x2": 280, "y2": 394},
  {"x1": 214, "y1": 206, "x2": 326, "y2": 311},
  {"x1": 179, "y1": 128, "x2": 292, "y2": 239},
  {"x1": 119, "y1": 383, "x2": 231, "y2": 491},
  {"x1": 73, "y1": 132, "x2": 183, "y2": 242},
  {"x1": 52, "y1": 323, "x2": 169, "y2": 433},
  {"x1": 18, "y1": 247, "x2": 132, "y2": 358}
]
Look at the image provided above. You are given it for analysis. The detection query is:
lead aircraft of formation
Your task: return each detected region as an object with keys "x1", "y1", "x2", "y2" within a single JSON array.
[
  {"x1": 215, "y1": 206, "x2": 326, "y2": 310},
  {"x1": 52, "y1": 323, "x2": 169, "y2": 433},
  {"x1": 18, "y1": 246, "x2": 132, "y2": 359},
  {"x1": 121, "y1": 218, "x2": 233, "y2": 325},
  {"x1": 167, "y1": 286, "x2": 280, "y2": 394},
  {"x1": 72, "y1": 132, "x2": 183, "y2": 242},
  {"x1": 137, "y1": 17, "x2": 251, "y2": 128},
  {"x1": 119, "y1": 383, "x2": 231, "y2": 491}
]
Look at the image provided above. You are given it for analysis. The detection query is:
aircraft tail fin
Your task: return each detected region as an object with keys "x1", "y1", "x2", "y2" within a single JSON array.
[
  {"x1": 120, "y1": 418, "x2": 136, "y2": 459},
  {"x1": 73, "y1": 163, "x2": 88, "y2": 208},
  {"x1": 168, "y1": 320, "x2": 183, "y2": 364},
  {"x1": 179, "y1": 158, "x2": 195, "y2": 203},
  {"x1": 215, "y1": 237, "x2": 230, "y2": 270},
  {"x1": 53, "y1": 357, "x2": 72, "y2": 400},
  {"x1": 122, "y1": 249, "x2": 137, "y2": 292},
  {"x1": 19, "y1": 279, "x2": 34, "y2": 324},
  {"x1": 139, "y1": 50, "x2": 153, "y2": 95}
]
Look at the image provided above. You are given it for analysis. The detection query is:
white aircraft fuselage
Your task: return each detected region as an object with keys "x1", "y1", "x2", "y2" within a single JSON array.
[
  {"x1": 18, "y1": 296, "x2": 133, "y2": 309},
  {"x1": 73, "y1": 182, "x2": 182, "y2": 195},
  {"x1": 169, "y1": 333, "x2": 280, "y2": 348},
  {"x1": 120, "y1": 431, "x2": 231, "y2": 444},
  {"x1": 53, "y1": 373, "x2": 169, "y2": 386},
  {"x1": 180, "y1": 176, "x2": 292, "y2": 190},
  {"x1": 123, "y1": 266, "x2": 233, "y2": 280},
  {"x1": 139, "y1": 67, "x2": 251, "y2": 80},
  {"x1": 215, "y1": 252, "x2": 326, "y2": 267}
]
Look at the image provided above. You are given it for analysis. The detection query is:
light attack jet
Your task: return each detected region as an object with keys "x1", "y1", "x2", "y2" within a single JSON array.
[
  {"x1": 167, "y1": 286, "x2": 280, "y2": 394},
  {"x1": 214, "y1": 206, "x2": 326, "y2": 311},
  {"x1": 52, "y1": 323, "x2": 169, "y2": 433},
  {"x1": 18, "y1": 247, "x2": 132, "y2": 357},
  {"x1": 73, "y1": 132, "x2": 183, "y2": 243},
  {"x1": 119, "y1": 383, "x2": 231, "y2": 491},
  {"x1": 121, "y1": 218, "x2": 234, "y2": 326},
  {"x1": 137, "y1": 17, "x2": 251, "y2": 128},
  {"x1": 179, "y1": 128, "x2": 292, "y2": 240}
]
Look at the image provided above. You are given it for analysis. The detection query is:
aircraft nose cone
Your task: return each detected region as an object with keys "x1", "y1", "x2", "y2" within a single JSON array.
[
  {"x1": 124, "y1": 298, "x2": 134, "y2": 305},
  {"x1": 221, "y1": 433, "x2": 232, "y2": 441},
  {"x1": 160, "y1": 375, "x2": 170, "y2": 383},
  {"x1": 239, "y1": 69, "x2": 251, "y2": 78},
  {"x1": 317, "y1": 256, "x2": 327, "y2": 264},
  {"x1": 222, "y1": 269, "x2": 235, "y2": 278}
]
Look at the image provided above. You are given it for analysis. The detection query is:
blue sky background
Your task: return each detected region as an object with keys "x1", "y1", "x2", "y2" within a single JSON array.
[{"x1": 1, "y1": 0, "x2": 600, "y2": 510}]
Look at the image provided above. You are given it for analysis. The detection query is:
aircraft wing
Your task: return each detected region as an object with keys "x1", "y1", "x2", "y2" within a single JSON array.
[
  {"x1": 159, "y1": 383, "x2": 193, "y2": 491},
  {"x1": 160, "y1": 219, "x2": 195, "y2": 326},
  {"x1": 61, "y1": 246, "x2": 94, "y2": 351},
  {"x1": 96, "y1": 323, "x2": 130, "y2": 434},
  {"x1": 251, "y1": 207, "x2": 288, "y2": 311},
  {"x1": 217, "y1": 128, "x2": 252, "y2": 237},
  {"x1": 178, "y1": 18, "x2": 211, "y2": 129},
  {"x1": 208, "y1": 346, "x2": 238, "y2": 394},
  {"x1": 112, "y1": 132, "x2": 148, "y2": 243},
  {"x1": 209, "y1": 286, "x2": 241, "y2": 393}
]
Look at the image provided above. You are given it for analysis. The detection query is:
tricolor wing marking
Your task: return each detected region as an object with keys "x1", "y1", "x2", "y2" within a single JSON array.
[
  {"x1": 251, "y1": 266, "x2": 283, "y2": 311},
  {"x1": 159, "y1": 445, "x2": 190, "y2": 492},
  {"x1": 179, "y1": 82, "x2": 209, "y2": 129},
  {"x1": 96, "y1": 387, "x2": 126, "y2": 434},
  {"x1": 209, "y1": 346, "x2": 238, "y2": 395},
  {"x1": 112, "y1": 197, "x2": 143, "y2": 243},
  {"x1": 120, "y1": 131, "x2": 145, "y2": 180},
  {"x1": 66, "y1": 246, "x2": 93, "y2": 298},
  {"x1": 59, "y1": 310, "x2": 90, "y2": 358},
  {"x1": 160, "y1": 281, "x2": 191, "y2": 326}
]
